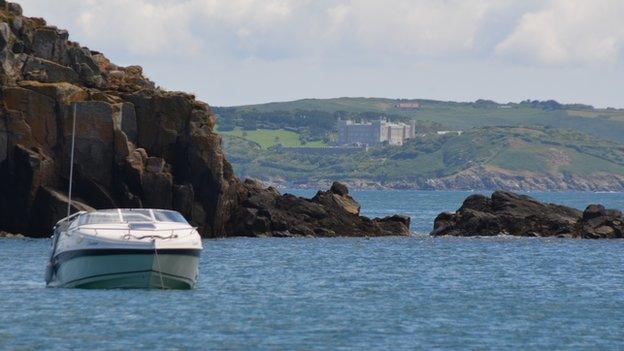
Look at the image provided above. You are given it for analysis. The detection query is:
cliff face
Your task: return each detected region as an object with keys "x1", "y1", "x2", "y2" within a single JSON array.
[
  {"x1": 0, "y1": 2, "x2": 239, "y2": 236},
  {"x1": 0, "y1": 2, "x2": 410, "y2": 237}
]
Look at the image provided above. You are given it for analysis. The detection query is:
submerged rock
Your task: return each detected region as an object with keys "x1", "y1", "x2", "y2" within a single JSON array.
[
  {"x1": 0, "y1": 2, "x2": 410, "y2": 238},
  {"x1": 431, "y1": 191, "x2": 624, "y2": 239}
]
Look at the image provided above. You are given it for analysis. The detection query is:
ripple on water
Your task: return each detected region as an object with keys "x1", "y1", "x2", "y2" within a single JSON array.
[{"x1": 1, "y1": 190, "x2": 624, "y2": 350}]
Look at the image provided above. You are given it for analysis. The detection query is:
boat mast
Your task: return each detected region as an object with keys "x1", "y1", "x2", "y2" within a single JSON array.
[{"x1": 66, "y1": 103, "x2": 77, "y2": 219}]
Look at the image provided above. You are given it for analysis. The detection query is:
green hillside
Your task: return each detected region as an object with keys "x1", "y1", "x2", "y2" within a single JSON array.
[
  {"x1": 217, "y1": 97, "x2": 624, "y2": 189},
  {"x1": 215, "y1": 97, "x2": 624, "y2": 143},
  {"x1": 222, "y1": 126, "x2": 624, "y2": 187}
]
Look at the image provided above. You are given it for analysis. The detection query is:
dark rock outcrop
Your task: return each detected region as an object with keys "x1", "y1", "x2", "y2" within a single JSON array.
[
  {"x1": 431, "y1": 191, "x2": 624, "y2": 239},
  {"x1": 227, "y1": 180, "x2": 410, "y2": 237},
  {"x1": 578, "y1": 204, "x2": 624, "y2": 239},
  {"x1": 0, "y1": 2, "x2": 410, "y2": 238}
]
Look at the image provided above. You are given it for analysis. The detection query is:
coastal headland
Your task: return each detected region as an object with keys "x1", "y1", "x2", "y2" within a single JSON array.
[
  {"x1": 0, "y1": 2, "x2": 620, "y2": 240},
  {"x1": 0, "y1": 2, "x2": 409, "y2": 238}
]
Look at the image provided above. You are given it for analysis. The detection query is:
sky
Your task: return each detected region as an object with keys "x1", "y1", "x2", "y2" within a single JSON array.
[{"x1": 17, "y1": 0, "x2": 624, "y2": 108}]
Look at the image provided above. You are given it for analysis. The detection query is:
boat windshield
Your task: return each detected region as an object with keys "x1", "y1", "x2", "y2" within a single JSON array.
[{"x1": 77, "y1": 209, "x2": 189, "y2": 226}]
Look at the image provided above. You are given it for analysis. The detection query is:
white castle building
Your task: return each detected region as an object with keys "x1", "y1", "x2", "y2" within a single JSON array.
[{"x1": 337, "y1": 118, "x2": 417, "y2": 146}]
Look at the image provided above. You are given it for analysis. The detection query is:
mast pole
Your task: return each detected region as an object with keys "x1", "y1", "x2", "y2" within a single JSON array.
[{"x1": 66, "y1": 103, "x2": 77, "y2": 219}]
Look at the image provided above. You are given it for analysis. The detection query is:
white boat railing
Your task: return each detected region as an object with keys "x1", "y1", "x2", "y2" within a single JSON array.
[
  {"x1": 69, "y1": 227, "x2": 198, "y2": 240},
  {"x1": 54, "y1": 211, "x2": 86, "y2": 228}
]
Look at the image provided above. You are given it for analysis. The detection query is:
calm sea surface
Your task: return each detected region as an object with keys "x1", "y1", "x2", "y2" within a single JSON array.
[{"x1": 1, "y1": 190, "x2": 624, "y2": 350}]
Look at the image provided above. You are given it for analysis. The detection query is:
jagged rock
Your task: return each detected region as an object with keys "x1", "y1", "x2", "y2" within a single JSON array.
[
  {"x1": 142, "y1": 157, "x2": 173, "y2": 208},
  {"x1": 191, "y1": 201, "x2": 206, "y2": 229},
  {"x1": 66, "y1": 45, "x2": 102, "y2": 87},
  {"x1": 32, "y1": 27, "x2": 68, "y2": 63},
  {"x1": 68, "y1": 101, "x2": 115, "y2": 186},
  {"x1": 125, "y1": 90, "x2": 192, "y2": 159},
  {"x1": 22, "y1": 56, "x2": 78, "y2": 83},
  {"x1": 431, "y1": 191, "x2": 582, "y2": 237},
  {"x1": 3, "y1": 86, "x2": 57, "y2": 150},
  {"x1": 6, "y1": 2, "x2": 21, "y2": 16},
  {"x1": 113, "y1": 128, "x2": 131, "y2": 162},
  {"x1": 179, "y1": 119, "x2": 238, "y2": 237},
  {"x1": 145, "y1": 157, "x2": 165, "y2": 173},
  {"x1": 13, "y1": 144, "x2": 56, "y2": 200},
  {"x1": 321, "y1": 181, "x2": 361, "y2": 215},
  {"x1": 227, "y1": 181, "x2": 410, "y2": 237},
  {"x1": 5, "y1": 108, "x2": 34, "y2": 151},
  {"x1": 578, "y1": 205, "x2": 624, "y2": 239},
  {"x1": 121, "y1": 147, "x2": 147, "y2": 198},
  {"x1": 17, "y1": 80, "x2": 87, "y2": 103},
  {"x1": 116, "y1": 181, "x2": 142, "y2": 208},
  {"x1": 10, "y1": 16, "x2": 21, "y2": 32},
  {"x1": 431, "y1": 191, "x2": 624, "y2": 239},
  {"x1": 378, "y1": 214, "x2": 412, "y2": 228},
  {"x1": 118, "y1": 102, "x2": 137, "y2": 143},
  {"x1": 0, "y1": 52, "x2": 25, "y2": 85},
  {"x1": 173, "y1": 183, "x2": 194, "y2": 219},
  {"x1": 3, "y1": 144, "x2": 57, "y2": 230},
  {"x1": 330, "y1": 181, "x2": 349, "y2": 196}
]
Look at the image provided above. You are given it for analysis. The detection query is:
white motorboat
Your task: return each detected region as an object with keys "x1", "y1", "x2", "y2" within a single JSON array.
[{"x1": 45, "y1": 209, "x2": 203, "y2": 289}]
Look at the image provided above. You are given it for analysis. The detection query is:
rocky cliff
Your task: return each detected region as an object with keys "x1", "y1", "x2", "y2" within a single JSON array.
[
  {"x1": 431, "y1": 191, "x2": 624, "y2": 239},
  {"x1": 0, "y1": 2, "x2": 410, "y2": 237}
]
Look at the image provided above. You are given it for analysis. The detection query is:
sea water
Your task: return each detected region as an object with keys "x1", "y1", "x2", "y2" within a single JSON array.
[{"x1": 1, "y1": 190, "x2": 624, "y2": 350}]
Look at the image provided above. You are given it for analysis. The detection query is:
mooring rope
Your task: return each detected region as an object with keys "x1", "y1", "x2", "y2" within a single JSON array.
[{"x1": 153, "y1": 240, "x2": 165, "y2": 289}]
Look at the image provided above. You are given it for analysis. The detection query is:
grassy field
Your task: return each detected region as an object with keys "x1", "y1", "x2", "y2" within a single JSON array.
[{"x1": 221, "y1": 128, "x2": 327, "y2": 148}]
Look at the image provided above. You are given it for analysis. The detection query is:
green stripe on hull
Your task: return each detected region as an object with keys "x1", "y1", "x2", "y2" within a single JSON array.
[
  {"x1": 52, "y1": 253, "x2": 199, "y2": 290},
  {"x1": 71, "y1": 271, "x2": 194, "y2": 289}
]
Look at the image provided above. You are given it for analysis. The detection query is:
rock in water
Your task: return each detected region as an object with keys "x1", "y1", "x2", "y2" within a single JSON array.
[
  {"x1": 431, "y1": 191, "x2": 624, "y2": 239},
  {"x1": 578, "y1": 204, "x2": 624, "y2": 239},
  {"x1": 0, "y1": 2, "x2": 410, "y2": 238},
  {"x1": 227, "y1": 180, "x2": 410, "y2": 237}
]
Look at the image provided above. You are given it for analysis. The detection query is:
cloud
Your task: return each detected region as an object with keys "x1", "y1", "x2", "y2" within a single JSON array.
[
  {"x1": 18, "y1": 0, "x2": 624, "y2": 65},
  {"x1": 496, "y1": 0, "x2": 624, "y2": 65},
  {"x1": 19, "y1": 0, "x2": 509, "y2": 60},
  {"x1": 329, "y1": 0, "x2": 498, "y2": 56},
  {"x1": 19, "y1": 0, "x2": 200, "y2": 58},
  {"x1": 76, "y1": 1, "x2": 200, "y2": 57},
  {"x1": 14, "y1": 0, "x2": 624, "y2": 107}
]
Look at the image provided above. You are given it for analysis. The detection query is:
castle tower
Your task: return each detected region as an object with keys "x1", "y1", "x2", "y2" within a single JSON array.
[
  {"x1": 337, "y1": 119, "x2": 348, "y2": 145},
  {"x1": 372, "y1": 118, "x2": 383, "y2": 143}
]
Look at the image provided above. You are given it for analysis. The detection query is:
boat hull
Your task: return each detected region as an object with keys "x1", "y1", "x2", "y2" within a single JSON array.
[{"x1": 48, "y1": 249, "x2": 201, "y2": 289}]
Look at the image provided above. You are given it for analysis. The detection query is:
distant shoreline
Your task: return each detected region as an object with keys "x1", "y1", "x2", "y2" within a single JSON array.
[{"x1": 248, "y1": 178, "x2": 624, "y2": 193}]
